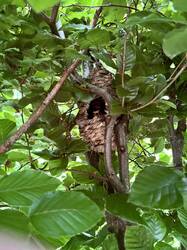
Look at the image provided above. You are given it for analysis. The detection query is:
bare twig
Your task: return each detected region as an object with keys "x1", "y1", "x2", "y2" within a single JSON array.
[
  {"x1": 114, "y1": 115, "x2": 129, "y2": 192},
  {"x1": 104, "y1": 116, "x2": 125, "y2": 193},
  {"x1": 121, "y1": 32, "x2": 127, "y2": 108},
  {"x1": 166, "y1": 56, "x2": 186, "y2": 83},
  {"x1": 0, "y1": 59, "x2": 81, "y2": 154},
  {"x1": 131, "y1": 63, "x2": 187, "y2": 112},
  {"x1": 61, "y1": 3, "x2": 138, "y2": 11}
]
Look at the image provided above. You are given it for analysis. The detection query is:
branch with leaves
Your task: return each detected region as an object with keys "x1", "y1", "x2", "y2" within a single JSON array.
[
  {"x1": 0, "y1": 59, "x2": 81, "y2": 154},
  {"x1": 39, "y1": 3, "x2": 60, "y2": 36},
  {"x1": 131, "y1": 62, "x2": 187, "y2": 112}
]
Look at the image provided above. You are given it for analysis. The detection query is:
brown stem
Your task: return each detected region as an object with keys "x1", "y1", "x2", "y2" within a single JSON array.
[
  {"x1": 116, "y1": 228, "x2": 126, "y2": 250},
  {"x1": 114, "y1": 115, "x2": 129, "y2": 192},
  {"x1": 91, "y1": 6, "x2": 103, "y2": 28},
  {"x1": 0, "y1": 59, "x2": 81, "y2": 154},
  {"x1": 39, "y1": 3, "x2": 60, "y2": 36},
  {"x1": 70, "y1": 73, "x2": 112, "y2": 105},
  {"x1": 104, "y1": 116, "x2": 125, "y2": 193},
  {"x1": 168, "y1": 115, "x2": 186, "y2": 170}
]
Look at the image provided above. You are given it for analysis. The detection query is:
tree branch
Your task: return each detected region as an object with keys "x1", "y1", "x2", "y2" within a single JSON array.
[
  {"x1": 51, "y1": 3, "x2": 60, "y2": 23},
  {"x1": 104, "y1": 116, "x2": 125, "y2": 193},
  {"x1": 91, "y1": 6, "x2": 103, "y2": 28},
  {"x1": 168, "y1": 115, "x2": 186, "y2": 170},
  {"x1": 61, "y1": 3, "x2": 138, "y2": 11},
  {"x1": 131, "y1": 63, "x2": 187, "y2": 112},
  {"x1": 0, "y1": 59, "x2": 81, "y2": 154},
  {"x1": 114, "y1": 115, "x2": 129, "y2": 192},
  {"x1": 70, "y1": 73, "x2": 112, "y2": 105},
  {"x1": 0, "y1": 2, "x2": 104, "y2": 155},
  {"x1": 39, "y1": 3, "x2": 60, "y2": 36}
]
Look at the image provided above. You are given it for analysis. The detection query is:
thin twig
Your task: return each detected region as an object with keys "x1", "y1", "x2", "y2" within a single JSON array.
[
  {"x1": 133, "y1": 139, "x2": 153, "y2": 156},
  {"x1": 121, "y1": 32, "x2": 127, "y2": 108},
  {"x1": 131, "y1": 63, "x2": 187, "y2": 112},
  {"x1": 0, "y1": 59, "x2": 81, "y2": 154},
  {"x1": 104, "y1": 116, "x2": 125, "y2": 193},
  {"x1": 61, "y1": 3, "x2": 138, "y2": 11},
  {"x1": 167, "y1": 56, "x2": 186, "y2": 82}
]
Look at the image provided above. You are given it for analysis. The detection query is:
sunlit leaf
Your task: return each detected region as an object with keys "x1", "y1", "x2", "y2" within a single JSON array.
[
  {"x1": 28, "y1": 0, "x2": 59, "y2": 12},
  {"x1": 0, "y1": 119, "x2": 16, "y2": 144},
  {"x1": 0, "y1": 170, "x2": 60, "y2": 206}
]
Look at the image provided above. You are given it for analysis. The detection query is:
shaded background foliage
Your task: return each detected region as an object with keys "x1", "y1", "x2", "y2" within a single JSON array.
[{"x1": 0, "y1": 0, "x2": 187, "y2": 249}]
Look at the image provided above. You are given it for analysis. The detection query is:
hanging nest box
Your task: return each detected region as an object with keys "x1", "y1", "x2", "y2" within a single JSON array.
[{"x1": 76, "y1": 67, "x2": 116, "y2": 153}]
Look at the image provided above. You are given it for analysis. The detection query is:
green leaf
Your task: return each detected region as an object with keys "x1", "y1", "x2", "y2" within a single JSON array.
[
  {"x1": 0, "y1": 119, "x2": 16, "y2": 144},
  {"x1": 49, "y1": 156, "x2": 68, "y2": 176},
  {"x1": 70, "y1": 165, "x2": 98, "y2": 184},
  {"x1": 129, "y1": 166, "x2": 183, "y2": 209},
  {"x1": 0, "y1": 170, "x2": 60, "y2": 206},
  {"x1": 178, "y1": 208, "x2": 187, "y2": 229},
  {"x1": 28, "y1": 0, "x2": 59, "y2": 12},
  {"x1": 106, "y1": 194, "x2": 143, "y2": 224},
  {"x1": 7, "y1": 150, "x2": 29, "y2": 161},
  {"x1": 127, "y1": 12, "x2": 172, "y2": 32},
  {"x1": 172, "y1": 0, "x2": 187, "y2": 12},
  {"x1": 154, "y1": 242, "x2": 175, "y2": 250},
  {"x1": 125, "y1": 45, "x2": 136, "y2": 71},
  {"x1": 78, "y1": 29, "x2": 112, "y2": 49},
  {"x1": 142, "y1": 211, "x2": 167, "y2": 241},
  {"x1": 154, "y1": 138, "x2": 165, "y2": 154},
  {"x1": 102, "y1": 234, "x2": 118, "y2": 250},
  {"x1": 67, "y1": 139, "x2": 88, "y2": 154},
  {"x1": 177, "y1": 178, "x2": 187, "y2": 210},
  {"x1": 29, "y1": 191, "x2": 102, "y2": 238},
  {"x1": 163, "y1": 27, "x2": 187, "y2": 59},
  {"x1": 93, "y1": 52, "x2": 117, "y2": 69},
  {"x1": 103, "y1": 0, "x2": 127, "y2": 22},
  {"x1": 125, "y1": 225, "x2": 154, "y2": 250},
  {"x1": 0, "y1": 209, "x2": 29, "y2": 234}
]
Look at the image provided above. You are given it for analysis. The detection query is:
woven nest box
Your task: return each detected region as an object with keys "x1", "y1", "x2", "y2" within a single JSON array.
[{"x1": 76, "y1": 67, "x2": 116, "y2": 153}]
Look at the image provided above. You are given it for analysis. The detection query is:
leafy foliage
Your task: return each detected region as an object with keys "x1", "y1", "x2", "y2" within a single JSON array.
[{"x1": 0, "y1": 0, "x2": 187, "y2": 249}]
